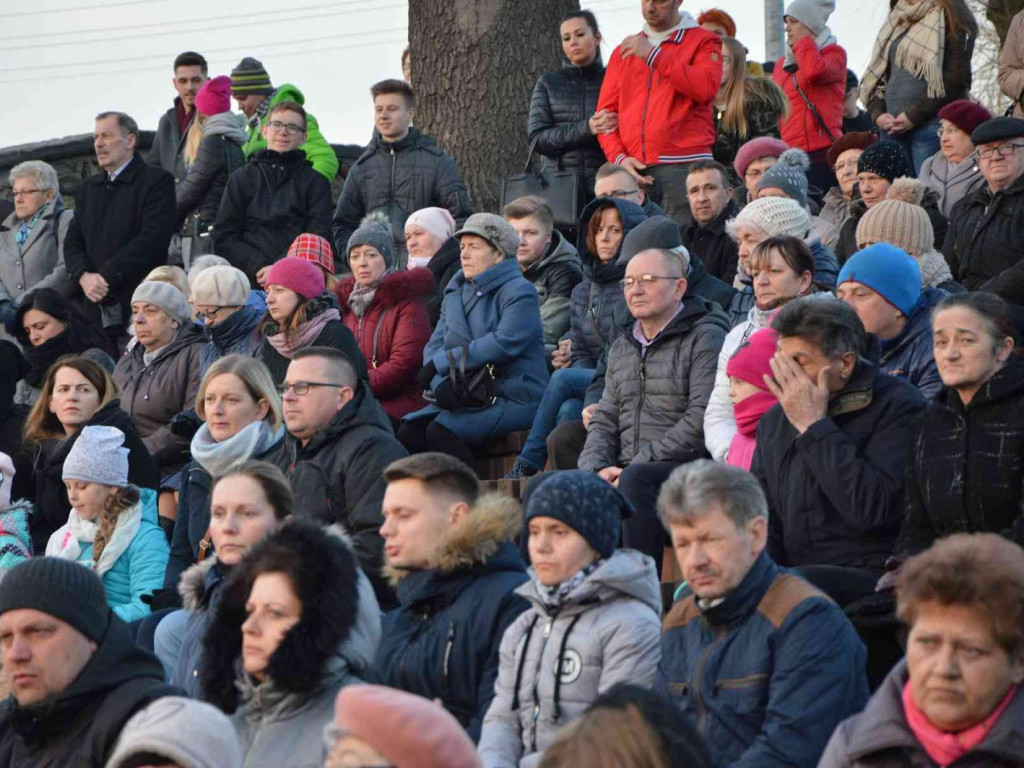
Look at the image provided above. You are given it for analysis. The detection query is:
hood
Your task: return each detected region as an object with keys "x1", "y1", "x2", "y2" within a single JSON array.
[
  {"x1": 325, "y1": 522, "x2": 382, "y2": 677},
  {"x1": 880, "y1": 287, "x2": 943, "y2": 363},
  {"x1": 936, "y1": 359, "x2": 1024, "y2": 411},
  {"x1": 523, "y1": 230, "x2": 580, "y2": 279},
  {"x1": 179, "y1": 555, "x2": 221, "y2": 612},
  {"x1": 297, "y1": 383, "x2": 392, "y2": 457},
  {"x1": 335, "y1": 267, "x2": 436, "y2": 309},
  {"x1": 271, "y1": 82, "x2": 306, "y2": 106},
  {"x1": 202, "y1": 111, "x2": 247, "y2": 143},
  {"x1": 576, "y1": 197, "x2": 647, "y2": 280}
]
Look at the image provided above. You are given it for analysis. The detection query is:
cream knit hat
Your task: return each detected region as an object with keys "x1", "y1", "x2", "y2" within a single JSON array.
[
  {"x1": 855, "y1": 177, "x2": 934, "y2": 258},
  {"x1": 727, "y1": 197, "x2": 811, "y2": 240}
]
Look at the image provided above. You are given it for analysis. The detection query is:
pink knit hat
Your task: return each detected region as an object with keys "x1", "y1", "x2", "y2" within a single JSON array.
[
  {"x1": 333, "y1": 686, "x2": 481, "y2": 768},
  {"x1": 287, "y1": 233, "x2": 334, "y2": 275},
  {"x1": 263, "y1": 257, "x2": 324, "y2": 301},
  {"x1": 405, "y1": 207, "x2": 456, "y2": 243},
  {"x1": 733, "y1": 137, "x2": 789, "y2": 179},
  {"x1": 195, "y1": 75, "x2": 232, "y2": 117},
  {"x1": 726, "y1": 328, "x2": 780, "y2": 388}
]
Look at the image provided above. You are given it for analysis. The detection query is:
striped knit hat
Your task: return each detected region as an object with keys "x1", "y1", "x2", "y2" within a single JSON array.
[{"x1": 230, "y1": 57, "x2": 273, "y2": 95}]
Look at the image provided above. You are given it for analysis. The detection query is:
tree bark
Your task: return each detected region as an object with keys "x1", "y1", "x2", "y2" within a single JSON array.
[
  {"x1": 988, "y1": 0, "x2": 1024, "y2": 45},
  {"x1": 409, "y1": 0, "x2": 580, "y2": 213}
]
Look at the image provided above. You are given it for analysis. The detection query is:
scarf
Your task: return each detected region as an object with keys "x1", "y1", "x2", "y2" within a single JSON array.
[
  {"x1": 23, "y1": 329, "x2": 73, "y2": 388},
  {"x1": 347, "y1": 270, "x2": 394, "y2": 319},
  {"x1": 201, "y1": 304, "x2": 261, "y2": 373},
  {"x1": 534, "y1": 558, "x2": 604, "y2": 610},
  {"x1": 407, "y1": 255, "x2": 432, "y2": 270},
  {"x1": 642, "y1": 11, "x2": 698, "y2": 45},
  {"x1": 784, "y1": 26, "x2": 838, "y2": 69},
  {"x1": 15, "y1": 204, "x2": 48, "y2": 252},
  {"x1": 265, "y1": 302, "x2": 341, "y2": 359},
  {"x1": 45, "y1": 500, "x2": 143, "y2": 577},
  {"x1": 916, "y1": 250, "x2": 955, "y2": 289},
  {"x1": 860, "y1": 0, "x2": 945, "y2": 106},
  {"x1": 727, "y1": 391, "x2": 778, "y2": 471},
  {"x1": 902, "y1": 679, "x2": 1017, "y2": 766},
  {"x1": 190, "y1": 420, "x2": 283, "y2": 477}
]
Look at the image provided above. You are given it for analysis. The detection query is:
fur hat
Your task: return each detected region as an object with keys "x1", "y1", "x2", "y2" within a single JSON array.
[
  {"x1": 838, "y1": 243, "x2": 922, "y2": 316},
  {"x1": 107, "y1": 697, "x2": 243, "y2": 768},
  {"x1": 727, "y1": 196, "x2": 811, "y2": 239},
  {"x1": 131, "y1": 280, "x2": 191, "y2": 325},
  {"x1": 190, "y1": 265, "x2": 250, "y2": 308},
  {"x1": 757, "y1": 148, "x2": 810, "y2": 208},
  {"x1": 732, "y1": 137, "x2": 788, "y2": 179},
  {"x1": 855, "y1": 178, "x2": 934, "y2": 257},
  {"x1": 264, "y1": 257, "x2": 325, "y2": 301}
]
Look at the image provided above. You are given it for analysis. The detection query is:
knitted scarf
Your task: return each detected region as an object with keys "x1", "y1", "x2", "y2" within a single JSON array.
[
  {"x1": 46, "y1": 500, "x2": 142, "y2": 577},
  {"x1": 860, "y1": 0, "x2": 946, "y2": 106},
  {"x1": 347, "y1": 269, "x2": 394, "y2": 319},
  {"x1": 190, "y1": 420, "x2": 283, "y2": 478},
  {"x1": 728, "y1": 391, "x2": 778, "y2": 471},
  {"x1": 534, "y1": 558, "x2": 604, "y2": 611},
  {"x1": 15, "y1": 204, "x2": 48, "y2": 252},
  {"x1": 916, "y1": 249, "x2": 955, "y2": 289}
]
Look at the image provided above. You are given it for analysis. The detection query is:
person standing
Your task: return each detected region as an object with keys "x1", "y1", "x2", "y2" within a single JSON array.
[{"x1": 148, "y1": 52, "x2": 208, "y2": 188}]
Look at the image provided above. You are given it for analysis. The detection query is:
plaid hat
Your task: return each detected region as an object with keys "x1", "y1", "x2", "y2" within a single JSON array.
[
  {"x1": 733, "y1": 137, "x2": 788, "y2": 179},
  {"x1": 728, "y1": 196, "x2": 811, "y2": 239},
  {"x1": 107, "y1": 697, "x2": 243, "y2": 768},
  {"x1": 190, "y1": 265, "x2": 250, "y2": 308},
  {"x1": 131, "y1": 281, "x2": 191, "y2": 325},
  {"x1": 455, "y1": 213, "x2": 520, "y2": 259},
  {"x1": 937, "y1": 100, "x2": 992, "y2": 137},
  {"x1": 757, "y1": 148, "x2": 810, "y2": 208},
  {"x1": 857, "y1": 141, "x2": 913, "y2": 183},
  {"x1": 63, "y1": 425, "x2": 130, "y2": 488},
  {"x1": 838, "y1": 243, "x2": 922, "y2": 316},
  {"x1": 230, "y1": 57, "x2": 273, "y2": 95},
  {"x1": 0, "y1": 557, "x2": 110, "y2": 642},
  {"x1": 264, "y1": 257, "x2": 324, "y2": 301},
  {"x1": 827, "y1": 131, "x2": 877, "y2": 169},
  {"x1": 288, "y1": 233, "x2": 335, "y2": 275},
  {"x1": 525, "y1": 470, "x2": 634, "y2": 559}
]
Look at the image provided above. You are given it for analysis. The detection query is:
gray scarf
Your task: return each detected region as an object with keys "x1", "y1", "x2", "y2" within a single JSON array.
[
  {"x1": 189, "y1": 420, "x2": 283, "y2": 477},
  {"x1": 347, "y1": 270, "x2": 394, "y2": 318}
]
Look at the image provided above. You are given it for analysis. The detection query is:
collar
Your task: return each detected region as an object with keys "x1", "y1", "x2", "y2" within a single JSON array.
[
  {"x1": 700, "y1": 552, "x2": 776, "y2": 627},
  {"x1": 107, "y1": 156, "x2": 134, "y2": 182},
  {"x1": 827, "y1": 359, "x2": 877, "y2": 417},
  {"x1": 632, "y1": 302, "x2": 684, "y2": 348}
]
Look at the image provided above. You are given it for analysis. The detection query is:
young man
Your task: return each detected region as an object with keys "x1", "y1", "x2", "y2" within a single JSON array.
[
  {"x1": 332, "y1": 79, "x2": 472, "y2": 266},
  {"x1": 679, "y1": 160, "x2": 741, "y2": 284},
  {"x1": 374, "y1": 453, "x2": 528, "y2": 741},
  {"x1": 148, "y1": 51, "x2": 208, "y2": 187}
]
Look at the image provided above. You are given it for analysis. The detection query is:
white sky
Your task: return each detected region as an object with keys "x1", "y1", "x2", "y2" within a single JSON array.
[{"x1": 1, "y1": 0, "x2": 892, "y2": 150}]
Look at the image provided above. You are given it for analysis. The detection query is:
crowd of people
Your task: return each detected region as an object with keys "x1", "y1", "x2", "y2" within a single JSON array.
[{"x1": 1, "y1": 0, "x2": 1024, "y2": 765}]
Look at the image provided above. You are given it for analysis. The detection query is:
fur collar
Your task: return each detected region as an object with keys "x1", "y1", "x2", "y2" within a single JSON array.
[
  {"x1": 179, "y1": 555, "x2": 219, "y2": 612},
  {"x1": 384, "y1": 493, "x2": 521, "y2": 585},
  {"x1": 336, "y1": 267, "x2": 435, "y2": 310}
]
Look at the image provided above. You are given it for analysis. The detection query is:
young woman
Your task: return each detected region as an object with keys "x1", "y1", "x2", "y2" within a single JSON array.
[
  {"x1": 724, "y1": 328, "x2": 780, "y2": 471},
  {"x1": 46, "y1": 425, "x2": 168, "y2": 621},
  {"x1": 479, "y1": 471, "x2": 661, "y2": 766},
  {"x1": 199, "y1": 520, "x2": 381, "y2": 768},
  {"x1": 257, "y1": 256, "x2": 366, "y2": 386},
  {"x1": 337, "y1": 218, "x2": 434, "y2": 426},
  {"x1": 24, "y1": 356, "x2": 159, "y2": 554}
]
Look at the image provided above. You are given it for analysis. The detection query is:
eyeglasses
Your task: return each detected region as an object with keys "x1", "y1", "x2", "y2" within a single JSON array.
[
  {"x1": 194, "y1": 306, "x2": 238, "y2": 322},
  {"x1": 12, "y1": 189, "x2": 41, "y2": 198},
  {"x1": 936, "y1": 126, "x2": 963, "y2": 138},
  {"x1": 976, "y1": 143, "x2": 1024, "y2": 160},
  {"x1": 266, "y1": 120, "x2": 305, "y2": 135},
  {"x1": 744, "y1": 167, "x2": 769, "y2": 179},
  {"x1": 277, "y1": 380, "x2": 347, "y2": 396},
  {"x1": 619, "y1": 274, "x2": 680, "y2": 289},
  {"x1": 604, "y1": 188, "x2": 640, "y2": 199}
]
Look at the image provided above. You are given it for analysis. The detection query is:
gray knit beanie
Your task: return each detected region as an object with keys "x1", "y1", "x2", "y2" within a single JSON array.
[
  {"x1": 63, "y1": 425, "x2": 130, "y2": 488},
  {"x1": 131, "y1": 281, "x2": 191, "y2": 325},
  {"x1": 107, "y1": 697, "x2": 243, "y2": 768},
  {"x1": 757, "y1": 148, "x2": 810, "y2": 208},
  {"x1": 0, "y1": 557, "x2": 110, "y2": 642},
  {"x1": 347, "y1": 213, "x2": 396, "y2": 269},
  {"x1": 784, "y1": 0, "x2": 835, "y2": 36}
]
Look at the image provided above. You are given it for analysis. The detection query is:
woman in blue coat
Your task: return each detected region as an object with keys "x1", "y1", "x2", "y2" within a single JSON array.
[{"x1": 399, "y1": 214, "x2": 548, "y2": 466}]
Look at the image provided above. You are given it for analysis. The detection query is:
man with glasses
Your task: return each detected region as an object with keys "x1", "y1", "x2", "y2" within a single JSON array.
[
  {"x1": 214, "y1": 101, "x2": 333, "y2": 286},
  {"x1": 594, "y1": 162, "x2": 665, "y2": 217},
  {"x1": 944, "y1": 117, "x2": 1024, "y2": 302},
  {"x1": 271, "y1": 346, "x2": 407, "y2": 608}
]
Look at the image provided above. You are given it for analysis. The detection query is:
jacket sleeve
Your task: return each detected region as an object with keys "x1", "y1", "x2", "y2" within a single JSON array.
[
  {"x1": 469, "y1": 592, "x2": 531, "y2": 743},
  {"x1": 704, "y1": 337, "x2": 738, "y2": 462},
  {"x1": 596, "y1": 49, "x2": 629, "y2": 163},
  {"x1": 792, "y1": 38, "x2": 847, "y2": 90},
  {"x1": 332, "y1": 167, "x2": 365, "y2": 261},
  {"x1": 731, "y1": 600, "x2": 867, "y2": 768},
  {"x1": 540, "y1": 296, "x2": 572, "y2": 348},
  {"x1": 583, "y1": 350, "x2": 607, "y2": 408},
  {"x1": 635, "y1": 324, "x2": 724, "y2": 464},
  {"x1": 433, "y1": 154, "x2": 472, "y2": 227},
  {"x1": 175, "y1": 136, "x2": 221, "y2": 220},
  {"x1": 909, "y1": 355, "x2": 944, "y2": 402},
  {"x1": 114, "y1": 524, "x2": 171, "y2": 623},
  {"x1": 817, "y1": 721, "x2": 855, "y2": 768},
  {"x1": 569, "y1": 284, "x2": 599, "y2": 369},
  {"x1": 300, "y1": 111, "x2": 340, "y2": 181},
  {"x1": 527, "y1": 76, "x2": 593, "y2": 156},
  {"x1": 214, "y1": 169, "x2": 262, "y2": 284},
  {"x1": 165, "y1": 471, "x2": 197, "y2": 589},
  {"x1": 141, "y1": 347, "x2": 201, "y2": 467},
  {"x1": 595, "y1": 604, "x2": 662, "y2": 692},
  {"x1": 999, "y1": 12, "x2": 1024, "y2": 108},
  {"x1": 647, "y1": 32, "x2": 722, "y2": 104},
  {"x1": 302, "y1": 172, "x2": 335, "y2": 244},
  {"x1": 978, "y1": 260, "x2": 1024, "y2": 306},
  {"x1": 578, "y1": 344, "x2": 625, "y2": 472},
  {"x1": 751, "y1": 440, "x2": 788, "y2": 565},
  {"x1": 63, "y1": 196, "x2": 90, "y2": 283},
  {"x1": 35, "y1": 210, "x2": 75, "y2": 297},
  {"x1": 367, "y1": 300, "x2": 431, "y2": 399},
  {"x1": 478, "y1": 618, "x2": 528, "y2": 768},
  {"x1": 906, "y1": 20, "x2": 975, "y2": 127}
]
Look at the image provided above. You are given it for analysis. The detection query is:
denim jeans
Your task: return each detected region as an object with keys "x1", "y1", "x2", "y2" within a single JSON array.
[
  {"x1": 518, "y1": 367, "x2": 594, "y2": 469},
  {"x1": 890, "y1": 119, "x2": 940, "y2": 176}
]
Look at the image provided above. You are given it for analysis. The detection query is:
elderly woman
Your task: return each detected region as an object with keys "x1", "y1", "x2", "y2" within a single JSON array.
[
  {"x1": 405, "y1": 207, "x2": 458, "y2": 326},
  {"x1": 821, "y1": 533, "x2": 1024, "y2": 767},
  {"x1": 918, "y1": 100, "x2": 992, "y2": 218},
  {"x1": 189, "y1": 265, "x2": 262, "y2": 375},
  {"x1": 731, "y1": 136, "x2": 788, "y2": 207},
  {"x1": 399, "y1": 214, "x2": 548, "y2": 468},
  {"x1": 0, "y1": 161, "x2": 74, "y2": 328},
  {"x1": 820, "y1": 131, "x2": 877, "y2": 231}
]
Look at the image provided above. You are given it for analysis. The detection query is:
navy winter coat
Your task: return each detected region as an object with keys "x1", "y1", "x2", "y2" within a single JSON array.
[
  {"x1": 373, "y1": 498, "x2": 529, "y2": 741},
  {"x1": 660, "y1": 552, "x2": 868, "y2": 767},
  {"x1": 879, "y1": 287, "x2": 944, "y2": 401}
]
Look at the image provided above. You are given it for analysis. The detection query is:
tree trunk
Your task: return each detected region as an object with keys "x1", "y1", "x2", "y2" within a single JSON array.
[
  {"x1": 409, "y1": 0, "x2": 580, "y2": 213},
  {"x1": 988, "y1": 0, "x2": 1024, "y2": 45}
]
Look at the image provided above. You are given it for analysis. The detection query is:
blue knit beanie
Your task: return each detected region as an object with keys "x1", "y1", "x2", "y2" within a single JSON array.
[
  {"x1": 525, "y1": 471, "x2": 633, "y2": 559},
  {"x1": 838, "y1": 243, "x2": 922, "y2": 316}
]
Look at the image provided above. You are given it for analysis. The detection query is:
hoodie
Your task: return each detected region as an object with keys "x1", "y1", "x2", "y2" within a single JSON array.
[{"x1": 522, "y1": 231, "x2": 583, "y2": 352}]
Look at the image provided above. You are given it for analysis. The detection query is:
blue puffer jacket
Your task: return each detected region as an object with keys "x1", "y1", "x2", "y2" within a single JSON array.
[
  {"x1": 568, "y1": 198, "x2": 647, "y2": 368},
  {"x1": 373, "y1": 497, "x2": 529, "y2": 742},
  {"x1": 406, "y1": 257, "x2": 549, "y2": 443},
  {"x1": 879, "y1": 287, "x2": 944, "y2": 401},
  {"x1": 659, "y1": 552, "x2": 868, "y2": 767},
  {"x1": 197, "y1": 303, "x2": 264, "y2": 376}
]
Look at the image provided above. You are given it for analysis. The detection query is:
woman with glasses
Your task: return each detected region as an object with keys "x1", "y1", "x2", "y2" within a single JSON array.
[
  {"x1": 918, "y1": 100, "x2": 992, "y2": 217},
  {"x1": 189, "y1": 265, "x2": 263, "y2": 376},
  {"x1": 731, "y1": 137, "x2": 788, "y2": 209}
]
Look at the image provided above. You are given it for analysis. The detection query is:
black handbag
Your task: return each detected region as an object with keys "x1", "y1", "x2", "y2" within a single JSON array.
[
  {"x1": 500, "y1": 137, "x2": 584, "y2": 229},
  {"x1": 428, "y1": 347, "x2": 497, "y2": 410}
]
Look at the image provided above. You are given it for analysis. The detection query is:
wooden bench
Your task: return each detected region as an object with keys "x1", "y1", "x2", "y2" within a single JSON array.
[{"x1": 476, "y1": 430, "x2": 531, "y2": 480}]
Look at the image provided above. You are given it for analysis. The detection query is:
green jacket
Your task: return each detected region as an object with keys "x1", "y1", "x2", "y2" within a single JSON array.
[{"x1": 242, "y1": 83, "x2": 339, "y2": 181}]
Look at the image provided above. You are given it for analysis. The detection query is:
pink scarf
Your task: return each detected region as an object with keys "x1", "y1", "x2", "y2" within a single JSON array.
[
  {"x1": 266, "y1": 307, "x2": 340, "y2": 359},
  {"x1": 902, "y1": 679, "x2": 1018, "y2": 766},
  {"x1": 727, "y1": 390, "x2": 777, "y2": 470}
]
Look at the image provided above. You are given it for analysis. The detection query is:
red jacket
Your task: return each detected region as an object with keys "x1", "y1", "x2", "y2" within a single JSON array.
[
  {"x1": 336, "y1": 268, "x2": 435, "y2": 421},
  {"x1": 773, "y1": 38, "x2": 847, "y2": 153},
  {"x1": 597, "y1": 26, "x2": 722, "y2": 165}
]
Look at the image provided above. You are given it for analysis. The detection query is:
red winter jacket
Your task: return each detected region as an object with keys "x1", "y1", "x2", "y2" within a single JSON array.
[
  {"x1": 773, "y1": 38, "x2": 847, "y2": 153},
  {"x1": 337, "y1": 268, "x2": 435, "y2": 421},
  {"x1": 597, "y1": 26, "x2": 722, "y2": 166}
]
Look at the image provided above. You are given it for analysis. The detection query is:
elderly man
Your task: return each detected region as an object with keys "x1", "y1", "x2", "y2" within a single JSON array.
[
  {"x1": 0, "y1": 558, "x2": 177, "y2": 765},
  {"x1": 943, "y1": 116, "x2": 1024, "y2": 304},
  {"x1": 658, "y1": 460, "x2": 868, "y2": 768}
]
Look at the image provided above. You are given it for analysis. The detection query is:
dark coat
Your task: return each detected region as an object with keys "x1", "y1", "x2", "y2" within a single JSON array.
[
  {"x1": 752, "y1": 360, "x2": 928, "y2": 573},
  {"x1": 712, "y1": 78, "x2": 787, "y2": 168},
  {"x1": 174, "y1": 112, "x2": 246, "y2": 232},
  {"x1": 214, "y1": 149, "x2": 333, "y2": 284},
  {"x1": 522, "y1": 231, "x2": 583, "y2": 350},
  {"x1": 146, "y1": 98, "x2": 192, "y2": 185},
  {"x1": 0, "y1": 616, "x2": 178, "y2": 767},
  {"x1": 425, "y1": 236, "x2": 462, "y2": 328},
  {"x1": 169, "y1": 558, "x2": 224, "y2": 698},
  {"x1": 0, "y1": 403, "x2": 32, "y2": 508},
  {"x1": 332, "y1": 128, "x2": 472, "y2": 262},
  {"x1": 198, "y1": 303, "x2": 263, "y2": 376},
  {"x1": 879, "y1": 287, "x2": 944, "y2": 401},
  {"x1": 660, "y1": 552, "x2": 868, "y2": 768},
  {"x1": 31, "y1": 399, "x2": 160, "y2": 555},
  {"x1": 943, "y1": 172, "x2": 1024, "y2": 303},
  {"x1": 527, "y1": 59, "x2": 607, "y2": 192},
  {"x1": 337, "y1": 268, "x2": 435, "y2": 421},
  {"x1": 374, "y1": 497, "x2": 529, "y2": 742},
  {"x1": 686, "y1": 253, "x2": 738, "y2": 311},
  {"x1": 898, "y1": 360, "x2": 1024, "y2": 557},
  {"x1": 837, "y1": 189, "x2": 948, "y2": 266},
  {"x1": 679, "y1": 198, "x2": 742, "y2": 285},
  {"x1": 270, "y1": 385, "x2": 407, "y2": 608},
  {"x1": 63, "y1": 154, "x2": 177, "y2": 311}
]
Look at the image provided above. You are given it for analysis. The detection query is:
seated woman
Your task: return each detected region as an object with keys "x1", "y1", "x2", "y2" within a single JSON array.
[
  {"x1": 917, "y1": 100, "x2": 991, "y2": 218},
  {"x1": 158, "y1": 460, "x2": 290, "y2": 696},
  {"x1": 478, "y1": 471, "x2": 661, "y2": 766},
  {"x1": 13, "y1": 287, "x2": 114, "y2": 405},
  {"x1": 24, "y1": 356, "x2": 159, "y2": 555},
  {"x1": 405, "y1": 207, "x2": 459, "y2": 326},
  {"x1": 189, "y1": 265, "x2": 264, "y2": 375},
  {"x1": 400, "y1": 214, "x2": 548, "y2": 469},
  {"x1": 165, "y1": 355, "x2": 284, "y2": 589},
  {"x1": 724, "y1": 328, "x2": 780, "y2": 471},
  {"x1": 337, "y1": 218, "x2": 434, "y2": 427},
  {"x1": 731, "y1": 136, "x2": 787, "y2": 208},
  {"x1": 257, "y1": 256, "x2": 366, "y2": 386},
  {"x1": 756, "y1": 148, "x2": 839, "y2": 249},
  {"x1": 821, "y1": 533, "x2": 1024, "y2": 767},
  {"x1": 506, "y1": 197, "x2": 646, "y2": 478},
  {"x1": 199, "y1": 520, "x2": 380, "y2": 768},
  {"x1": 820, "y1": 131, "x2": 876, "y2": 231},
  {"x1": 46, "y1": 425, "x2": 169, "y2": 622},
  {"x1": 287, "y1": 231, "x2": 337, "y2": 290}
]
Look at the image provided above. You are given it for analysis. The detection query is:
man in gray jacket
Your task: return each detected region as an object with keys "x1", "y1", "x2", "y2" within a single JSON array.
[
  {"x1": 578, "y1": 247, "x2": 728, "y2": 573},
  {"x1": 146, "y1": 51, "x2": 208, "y2": 188}
]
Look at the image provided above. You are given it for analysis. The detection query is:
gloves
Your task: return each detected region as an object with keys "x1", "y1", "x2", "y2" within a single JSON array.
[
  {"x1": 417, "y1": 360, "x2": 438, "y2": 390},
  {"x1": 141, "y1": 587, "x2": 183, "y2": 612},
  {"x1": 170, "y1": 410, "x2": 202, "y2": 440}
]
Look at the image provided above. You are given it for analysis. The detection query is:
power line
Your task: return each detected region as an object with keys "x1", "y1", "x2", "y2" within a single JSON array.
[{"x1": 4, "y1": 0, "x2": 170, "y2": 18}]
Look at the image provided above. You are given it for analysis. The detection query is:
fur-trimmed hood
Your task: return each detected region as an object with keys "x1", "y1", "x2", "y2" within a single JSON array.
[
  {"x1": 335, "y1": 266, "x2": 436, "y2": 310},
  {"x1": 178, "y1": 555, "x2": 220, "y2": 613}
]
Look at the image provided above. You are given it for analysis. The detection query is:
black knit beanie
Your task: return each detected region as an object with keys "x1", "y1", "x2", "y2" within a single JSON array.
[{"x1": 0, "y1": 558, "x2": 110, "y2": 642}]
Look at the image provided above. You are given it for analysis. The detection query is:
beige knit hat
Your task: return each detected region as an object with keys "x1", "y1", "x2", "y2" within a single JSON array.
[{"x1": 855, "y1": 177, "x2": 934, "y2": 258}]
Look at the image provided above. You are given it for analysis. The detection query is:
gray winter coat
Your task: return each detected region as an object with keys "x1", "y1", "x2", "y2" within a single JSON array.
[
  {"x1": 147, "y1": 98, "x2": 192, "y2": 187},
  {"x1": 0, "y1": 199, "x2": 74, "y2": 305},
  {"x1": 478, "y1": 549, "x2": 662, "y2": 768},
  {"x1": 523, "y1": 231, "x2": 582, "y2": 352},
  {"x1": 819, "y1": 660, "x2": 1024, "y2": 767},
  {"x1": 918, "y1": 151, "x2": 986, "y2": 219},
  {"x1": 578, "y1": 298, "x2": 728, "y2": 471}
]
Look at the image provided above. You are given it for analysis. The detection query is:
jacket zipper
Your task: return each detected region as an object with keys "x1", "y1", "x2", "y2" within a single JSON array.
[
  {"x1": 634, "y1": 353, "x2": 646, "y2": 455},
  {"x1": 529, "y1": 614, "x2": 556, "y2": 752},
  {"x1": 390, "y1": 146, "x2": 397, "y2": 211},
  {"x1": 640, "y1": 68, "x2": 654, "y2": 162},
  {"x1": 442, "y1": 620, "x2": 456, "y2": 698}
]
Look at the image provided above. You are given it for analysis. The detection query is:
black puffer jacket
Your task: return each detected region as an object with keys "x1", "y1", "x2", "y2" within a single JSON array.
[
  {"x1": 332, "y1": 128, "x2": 472, "y2": 262},
  {"x1": 175, "y1": 112, "x2": 246, "y2": 232},
  {"x1": 679, "y1": 198, "x2": 741, "y2": 284},
  {"x1": 527, "y1": 59, "x2": 607, "y2": 191},
  {"x1": 712, "y1": 77, "x2": 788, "y2": 169},
  {"x1": 425, "y1": 236, "x2": 461, "y2": 328},
  {"x1": 214, "y1": 148, "x2": 333, "y2": 284},
  {"x1": 838, "y1": 187, "x2": 948, "y2": 265},
  {"x1": 524, "y1": 231, "x2": 583, "y2": 351}
]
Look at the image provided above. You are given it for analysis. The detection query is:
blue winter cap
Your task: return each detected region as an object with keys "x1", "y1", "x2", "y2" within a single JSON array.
[
  {"x1": 525, "y1": 470, "x2": 633, "y2": 559},
  {"x1": 838, "y1": 243, "x2": 922, "y2": 316}
]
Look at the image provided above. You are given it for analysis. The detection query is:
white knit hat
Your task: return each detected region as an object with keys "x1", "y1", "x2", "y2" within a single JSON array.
[
  {"x1": 131, "y1": 281, "x2": 191, "y2": 325},
  {"x1": 62, "y1": 426, "x2": 129, "y2": 488},
  {"x1": 727, "y1": 197, "x2": 811, "y2": 240},
  {"x1": 190, "y1": 265, "x2": 250, "y2": 308},
  {"x1": 405, "y1": 207, "x2": 456, "y2": 243}
]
